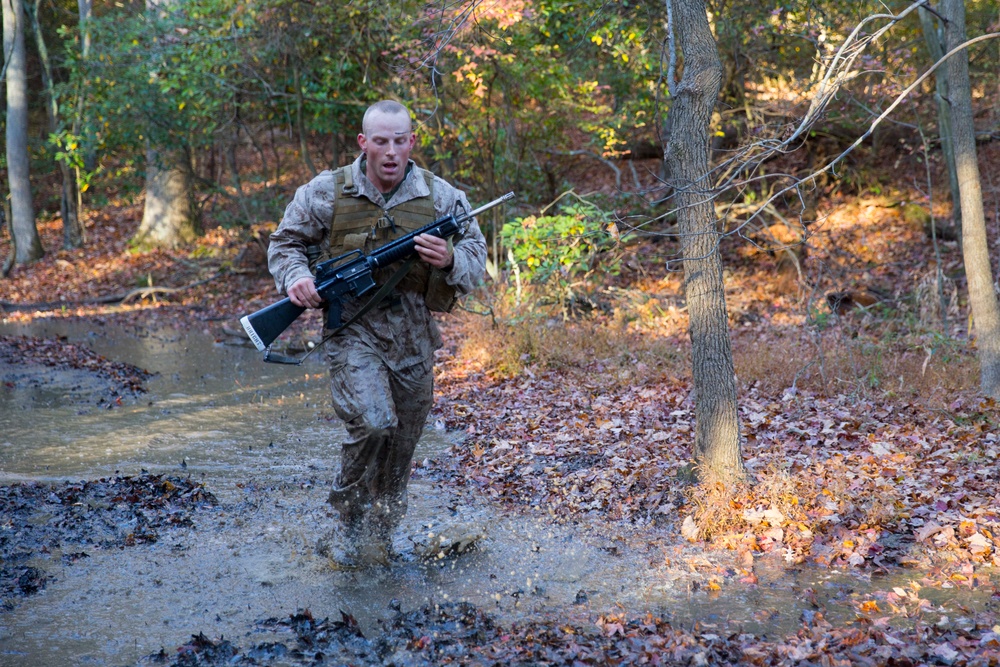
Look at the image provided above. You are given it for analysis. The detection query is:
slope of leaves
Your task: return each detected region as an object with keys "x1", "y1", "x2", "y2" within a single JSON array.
[
  {"x1": 432, "y1": 338, "x2": 1000, "y2": 571},
  {"x1": 426, "y1": 139, "x2": 1000, "y2": 584},
  {"x1": 0, "y1": 202, "x2": 276, "y2": 325}
]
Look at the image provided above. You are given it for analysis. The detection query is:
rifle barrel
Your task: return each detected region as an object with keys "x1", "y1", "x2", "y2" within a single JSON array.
[
  {"x1": 467, "y1": 192, "x2": 515, "y2": 219},
  {"x1": 366, "y1": 192, "x2": 514, "y2": 269}
]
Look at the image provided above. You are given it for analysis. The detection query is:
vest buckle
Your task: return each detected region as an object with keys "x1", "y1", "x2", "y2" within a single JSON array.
[{"x1": 377, "y1": 213, "x2": 396, "y2": 232}]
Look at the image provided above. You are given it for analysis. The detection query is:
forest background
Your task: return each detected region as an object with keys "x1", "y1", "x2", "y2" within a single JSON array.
[{"x1": 3, "y1": 0, "x2": 1000, "y2": 663}]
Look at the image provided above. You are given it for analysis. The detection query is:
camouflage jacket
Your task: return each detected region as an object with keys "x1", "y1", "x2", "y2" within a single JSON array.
[{"x1": 267, "y1": 156, "x2": 487, "y2": 371}]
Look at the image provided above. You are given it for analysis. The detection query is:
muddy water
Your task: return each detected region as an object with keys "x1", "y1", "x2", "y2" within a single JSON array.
[{"x1": 0, "y1": 319, "x2": 990, "y2": 665}]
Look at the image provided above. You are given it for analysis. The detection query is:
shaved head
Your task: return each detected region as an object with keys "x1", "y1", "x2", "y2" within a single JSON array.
[{"x1": 362, "y1": 100, "x2": 411, "y2": 136}]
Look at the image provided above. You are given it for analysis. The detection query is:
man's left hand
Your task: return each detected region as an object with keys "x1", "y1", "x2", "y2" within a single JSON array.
[{"x1": 414, "y1": 234, "x2": 453, "y2": 270}]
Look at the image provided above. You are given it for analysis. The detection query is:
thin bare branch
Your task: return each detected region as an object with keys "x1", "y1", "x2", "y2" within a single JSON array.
[
  {"x1": 718, "y1": 31, "x2": 1000, "y2": 242},
  {"x1": 1, "y1": 0, "x2": 19, "y2": 83}
]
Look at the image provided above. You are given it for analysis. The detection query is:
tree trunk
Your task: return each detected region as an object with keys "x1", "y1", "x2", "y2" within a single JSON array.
[
  {"x1": 134, "y1": 0, "x2": 198, "y2": 250},
  {"x1": 941, "y1": 0, "x2": 1000, "y2": 397},
  {"x1": 226, "y1": 125, "x2": 255, "y2": 225},
  {"x1": 293, "y1": 61, "x2": 317, "y2": 178},
  {"x1": 663, "y1": 0, "x2": 744, "y2": 482},
  {"x1": 75, "y1": 0, "x2": 96, "y2": 177},
  {"x1": 29, "y1": 0, "x2": 84, "y2": 249},
  {"x1": 3, "y1": 0, "x2": 43, "y2": 266},
  {"x1": 135, "y1": 146, "x2": 198, "y2": 249},
  {"x1": 77, "y1": 0, "x2": 91, "y2": 75},
  {"x1": 1, "y1": 180, "x2": 13, "y2": 276},
  {"x1": 919, "y1": 6, "x2": 961, "y2": 222}
]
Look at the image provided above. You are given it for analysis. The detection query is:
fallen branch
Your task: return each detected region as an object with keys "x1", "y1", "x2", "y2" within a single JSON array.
[{"x1": 0, "y1": 271, "x2": 223, "y2": 312}]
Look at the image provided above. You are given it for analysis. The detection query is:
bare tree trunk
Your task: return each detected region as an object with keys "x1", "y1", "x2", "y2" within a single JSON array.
[
  {"x1": 293, "y1": 61, "x2": 317, "y2": 178},
  {"x1": 74, "y1": 0, "x2": 95, "y2": 180},
  {"x1": 1, "y1": 179, "x2": 14, "y2": 276},
  {"x1": 663, "y1": 0, "x2": 744, "y2": 482},
  {"x1": 135, "y1": 0, "x2": 198, "y2": 249},
  {"x1": 942, "y1": 0, "x2": 1000, "y2": 397},
  {"x1": 29, "y1": 0, "x2": 84, "y2": 249},
  {"x1": 919, "y1": 6, "x2": 961, "y2": 223},
  {"x1": 135, "y1": 146, "x2": 198, "y2": 249},
  {"x1": 329, "y1": 128, "x2": 340, "y2": 169},
  {"x1": 3, "y1": 0, "x2": 43, "y2": 266},
  {"x1": 226, "y1": 123, "x2": 255, "y2": 225}
]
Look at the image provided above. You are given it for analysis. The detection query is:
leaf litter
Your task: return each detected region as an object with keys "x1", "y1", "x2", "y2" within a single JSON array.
[
  {"x1": 0, "y1": 333, "x2": 154, "y2": 396},
  {"x1": 139, "y1": 603, "x2": 1000, "y2": 666},
  {"x1": 1, "y1": 474, "x2": 217, "y2": 610}
]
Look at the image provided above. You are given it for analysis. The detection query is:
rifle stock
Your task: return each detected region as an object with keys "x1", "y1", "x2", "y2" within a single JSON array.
[
  {"x1": 240, "y1": 298, "x2": 305, "y2": 351},
  {"x1": 241, "y1": 191, "x2": 514, "y2": 354}
]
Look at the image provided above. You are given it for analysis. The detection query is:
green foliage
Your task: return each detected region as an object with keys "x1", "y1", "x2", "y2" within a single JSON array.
[
  {"x1": 49, "y1": 131, "x2": 101, "y2": 194},
  {"x1": 394, "y1": 0, "x2": 667, "y2": 200},
  {"x1": 500, "y1": 200, "x2": 618, "y2": 287},
  {"x1": 16, "y1": 0, "x2": 998, "y2": 239},
  {"x1": 62, "y1": 1, "x2": 257, "y2": 155},
  {"x1": 50, "y1": 0, "x2": 428, "y2": 195},
  {"x1": 255, "y1": 0, "x2": 412, "y2": 137}
]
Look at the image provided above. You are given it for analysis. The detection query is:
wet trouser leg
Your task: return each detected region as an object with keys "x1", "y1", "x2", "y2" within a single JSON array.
[
  {"x1": 370, "y1": 360, "x2": 434, "y2": 539},
  {"x1": 325, "y1": 345, "x2": 434, "y2": 544}
]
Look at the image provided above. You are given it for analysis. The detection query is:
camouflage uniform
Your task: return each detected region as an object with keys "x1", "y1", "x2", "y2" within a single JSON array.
[{"x1": 267, "y1": 156, "x2": 486, "y2": 544}]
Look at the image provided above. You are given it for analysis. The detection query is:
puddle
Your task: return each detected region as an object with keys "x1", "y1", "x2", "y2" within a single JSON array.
[{"x1": 1, "y1": 320, "x2": 995, "y2": 665}]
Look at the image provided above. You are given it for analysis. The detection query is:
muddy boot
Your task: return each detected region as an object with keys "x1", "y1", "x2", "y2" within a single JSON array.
[
  {"x1": 368, "y1": 523, "x2": 410, "y2": 564},
  {"x1": 326, "y1": 542, "x2": 371, "y2": 571},
  {"x1": 322, "y1": 523, "x2": 390, "y2": 570},
  {"x1": 316, "y1": 530, "x2": 337, "y2": 558},
  {"x1": 317, "y1": 523, "x2": 358, "y2": 569},
  {"x1": 370, "y1": 500, "x2": 414, "y2": 564},
  {"x1": 317, "y1": 507, "x2": 376, "y2": 570},
  {"x1": 316, "y1": 519, "x2": 356, "y2": 557},
  {"x1": 351, "y1": 534, "x2": 392, "y2": 568},
  {"x1": 325, "y1": 536, "x2": 388, "y2": 571}
]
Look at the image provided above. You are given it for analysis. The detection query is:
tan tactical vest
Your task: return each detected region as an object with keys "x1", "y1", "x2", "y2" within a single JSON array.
[{"x1": 322, "y1": 165, "x2": 457, "y2": 311}]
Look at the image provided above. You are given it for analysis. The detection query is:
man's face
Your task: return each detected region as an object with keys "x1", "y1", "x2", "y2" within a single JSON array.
[{"x1": 358, "y1": 110, "x2": 415, "y2": 194}]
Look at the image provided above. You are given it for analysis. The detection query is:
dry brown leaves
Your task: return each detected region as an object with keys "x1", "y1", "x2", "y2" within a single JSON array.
[
  {"x1": 434, "y1": 330, "x2": 1000, "y2": 577},
  {"x1": 0, "y1": 210, "x2": 276, "y2": 333}
]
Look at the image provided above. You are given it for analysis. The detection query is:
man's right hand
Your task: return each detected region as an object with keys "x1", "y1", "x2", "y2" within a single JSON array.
[{"x1": 288, "y1": 277, "x2": 323, "y2": 308}]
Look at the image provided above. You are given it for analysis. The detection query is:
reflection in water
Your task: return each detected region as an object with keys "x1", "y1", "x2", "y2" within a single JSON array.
[
  {"x1": 1, "y1": 321, "x2": 992, "y2": 666},
  {"x1": 0, "y1": 318, "x2": 338, "y2": 482}
]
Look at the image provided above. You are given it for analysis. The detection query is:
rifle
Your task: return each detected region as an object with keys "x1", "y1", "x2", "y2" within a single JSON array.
[{"x1": 240, "y1": 191, "x2": 514, "y2": 361}]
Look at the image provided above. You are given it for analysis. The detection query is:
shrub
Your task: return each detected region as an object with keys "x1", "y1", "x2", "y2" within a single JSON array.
[{"x1": 500, "y1": 201, "x2": 619, "y2": 290}]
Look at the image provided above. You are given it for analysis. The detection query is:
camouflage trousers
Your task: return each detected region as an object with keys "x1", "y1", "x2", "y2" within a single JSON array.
[{"x1": 325, "y1": 339, "x2": 434, "y2": 541}]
